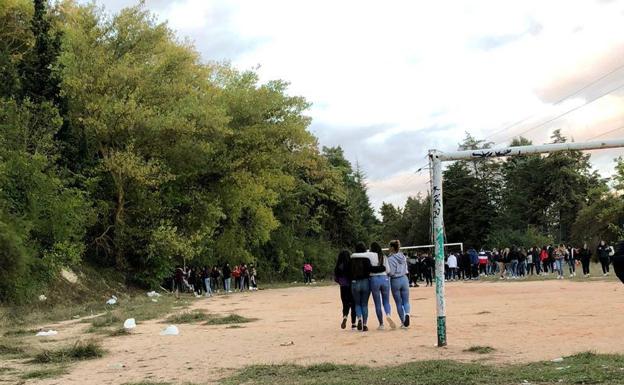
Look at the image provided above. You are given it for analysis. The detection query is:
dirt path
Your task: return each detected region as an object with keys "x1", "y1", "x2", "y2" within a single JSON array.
[{"x1": 35, "y1": 280, "x2": 624, "y2": 385}]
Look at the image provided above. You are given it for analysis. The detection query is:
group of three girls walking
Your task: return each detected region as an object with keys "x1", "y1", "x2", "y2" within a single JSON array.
[{"x1": 334, "y1": 240, "x2": 411, "y2": 332}]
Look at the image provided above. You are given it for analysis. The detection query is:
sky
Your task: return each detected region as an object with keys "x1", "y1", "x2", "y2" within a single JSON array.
[{"x1": 91, "y1": 0, "x2": 624, "y2": 211}]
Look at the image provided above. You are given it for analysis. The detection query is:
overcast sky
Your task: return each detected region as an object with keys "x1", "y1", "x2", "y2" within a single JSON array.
[{"x1": 91, "y1": 0, "x2": 624, "y2": 211}]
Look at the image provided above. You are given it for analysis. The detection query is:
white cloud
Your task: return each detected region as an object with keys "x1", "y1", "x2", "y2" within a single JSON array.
[{"x1": 94, "y1": 0, "x2": 624, "y2": 211}]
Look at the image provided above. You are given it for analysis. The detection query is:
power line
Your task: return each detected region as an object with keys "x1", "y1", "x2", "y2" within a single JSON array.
[
  {"x1": 500, "y1": 82, "x2": 624, "y2": 143},
  {"x1": 587, "y1": 124, "x2": 624, "y2": 141},
  {"x1": 485, "y1": 61, "x2": 624, "y2": 142}
]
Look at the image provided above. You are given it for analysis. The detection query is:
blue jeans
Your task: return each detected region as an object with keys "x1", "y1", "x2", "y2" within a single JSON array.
[
  {"x1": 567, "y1": 259, "x2": 576, "y2": 274},
  {"x1": 224, "y1": 277, "x2": 231, "y2": 292},
  {"x1": 510, "y1": 260, "x2": 518, "y2": 277},
  {"x1": 390, "y1": 275, "x2": 411, "y2": 324},
  {"x1": 369, "y1": 275, "x2": 391, "y2": 324},
  {"x1": 351, "y1": 279, "x2": 370, "y2": 324},
  {"x1": 204, "y1": 278, "x2": 212, "y2": 295},
  {"x1": 554, "y1": 259, "x2": 564, "y2": 276}
]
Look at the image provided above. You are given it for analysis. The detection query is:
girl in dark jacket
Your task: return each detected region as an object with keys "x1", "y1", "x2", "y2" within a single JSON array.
[
  {"x1": 334, "y1": 250, "x2": 356, "y2": 330},
  {"x1": 597, "y1": 240, "x2": 611, "y2": 276},
  {"x1": 579, "y1": 243, "x2": 592, "y2": 277}
]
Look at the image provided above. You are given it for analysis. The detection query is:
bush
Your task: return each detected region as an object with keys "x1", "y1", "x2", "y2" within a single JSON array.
[
  {"x1": 32, "y1": 340, "x2": 105, "y2": 363},
  {"x1": 0, "y1": 220, "x2": 30, "y2": 303}
]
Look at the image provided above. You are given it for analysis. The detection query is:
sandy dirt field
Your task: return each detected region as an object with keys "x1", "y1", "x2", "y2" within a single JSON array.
[{"x1": 34, "y1": 280, "x2": 624, "y2": 385}]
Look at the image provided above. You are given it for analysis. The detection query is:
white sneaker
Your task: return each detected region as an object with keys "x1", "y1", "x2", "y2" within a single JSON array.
[
  {"x1": 570, "y1": 274, "x2": 573, "y2": 278},
  {"x1": 377, "y1": 324, "x2": 385, "y2": 330}
]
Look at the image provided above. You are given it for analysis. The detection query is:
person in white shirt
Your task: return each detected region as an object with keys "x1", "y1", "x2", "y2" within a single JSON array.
[
  {"x1": 447, "y1": 253, "x2": 458, "y2": 281},
  {"x1": 367, "y1": 242, "x2": 396, "y2": 330}
]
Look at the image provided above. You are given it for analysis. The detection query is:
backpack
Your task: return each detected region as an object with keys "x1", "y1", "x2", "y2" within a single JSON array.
[{"x1": 304, "y1": 263, "x2": 312, "y2": 273}]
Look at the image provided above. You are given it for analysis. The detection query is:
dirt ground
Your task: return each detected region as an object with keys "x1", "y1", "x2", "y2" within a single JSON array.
[{"x1": 34, "y1": 280, "x2": 624, "y2": 385}]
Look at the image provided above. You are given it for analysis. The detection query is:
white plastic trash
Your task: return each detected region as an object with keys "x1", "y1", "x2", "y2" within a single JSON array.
[
  {"x1": 147, "y1": 291, "x2": 161, "y2": 298},
  {"x1": 151, "y1": 298, "x2": 158, "y2": 302},
  {"x1": 123, "y1": 318, "x2": 136, "y2": 330},
  {"x1": 551, "y1": 357, "x2": 564, "y2": 363},
  {"x1": 106, "y1": 298, "x2": 117, "y2": 305},
  {"x1": 160, "y1": 325, "x2": 179, "y2": 336},
  {"x1": 36, "y1": 330, "x2": 58, "y2": 337},
  {"x1": 38, "y1": 294, "x2": 47, "y2": 301}
]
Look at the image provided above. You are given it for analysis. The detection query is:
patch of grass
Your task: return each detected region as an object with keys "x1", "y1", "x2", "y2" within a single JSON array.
[
  {"x1": 32, "y1": 340, "x2": 105, "y2": 364},
  {"x1": 0, "y1": 367, "x2": 16, "y2": 373},
  {"x1": 89, "y1": 311, "x2": 121, "y2": 329},
  {"x1": 2, "y1": 328, "x2": 38, "y2": 337},
  {"x1": 20, "y1": 366, "x2": 68, "y2": 379},
  {"x1": 164, "y1": 310, "x2": 208, "y2": 324},
  {"x1": 205, "y1": 314, "x2": 256, "y2": 325},
  {"x1": 463, "y1": 345, "x2": 495, "y2": 354},
  {"x1": 123, "y1": 383, "x2": 173, "y2": 385},
  {"x1": 221, "y1": 352, "x2": 624, "y2": 385},
  {"x1": 107, "y1": 327, "x2": 132, "y2": 337},
  {"x1": 0, "y1": 342, "x2": 26, "y2": 356}
]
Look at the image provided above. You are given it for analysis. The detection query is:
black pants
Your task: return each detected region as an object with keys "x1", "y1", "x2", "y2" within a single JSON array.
[
  {"x1": 600, "y1": 258, "x2": 610, "y2": 274},
  {"x1": 424, "y1": 268, "x2": 433, "y2": 285},
  {"x1": 340, "y1": 285, "x2": 356, "y2": 325},
  {"x1": 581, "y1": 258, "x2": 590, "y2": 275}
]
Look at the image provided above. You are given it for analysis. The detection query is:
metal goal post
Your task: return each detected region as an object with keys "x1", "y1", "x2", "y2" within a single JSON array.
[{"x1": 428, "y1": 138, "x2": 624, "y2": 347}]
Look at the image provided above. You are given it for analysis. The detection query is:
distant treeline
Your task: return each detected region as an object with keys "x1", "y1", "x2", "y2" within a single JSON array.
[
  {"x1": 0, "y1": 0, "x2": 379, "y2": 302},
  {"x1": 1, "y1": 1, "x2": 622, "y2": 304}
]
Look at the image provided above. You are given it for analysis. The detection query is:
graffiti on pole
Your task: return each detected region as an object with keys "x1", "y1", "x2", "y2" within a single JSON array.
[
  {"x1": 471, "y1": 149, "x2": 512, "y2": 158},
  {"x1": 432, "y1": 186, "x2": 441, "y2": 218}
]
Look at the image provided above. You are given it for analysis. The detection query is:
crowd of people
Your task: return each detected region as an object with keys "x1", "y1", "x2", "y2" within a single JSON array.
[
  {"x1": 334, "y1": 240, "x2": 411, "y2": 332},
  {"x1": 171, "y1": 263, "x2": 258, "y2": 299},
  {"x1": 436, "y1": 240, "x2": 617, "y2": 282}
]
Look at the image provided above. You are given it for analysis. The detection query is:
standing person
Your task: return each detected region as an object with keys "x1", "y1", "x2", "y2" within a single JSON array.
[
  {"x1": 350, "y1": 242, "x2": 385, "y2": 332},
  {"x1": 424, "y1": 255, "x2": 434, "y2": 286},
  {"x1": 579, "y1": 243, "x2": 592, "y2": 277},
  {"x1": 567, "y1": 246, "x2": 577, "y2": 277},
  {"x1": 527, "y1": 248, "x2": 534, "y2": 275},
  {"x1": 368, "y1": 242, "x2": 395, "y2": 330},
  {"x1": 447, "y1": 252, "x2": 458, "y2": 281},
  {"x1": 554, "y1": 244, "x2": 566, "y2": 279},
  {"x1": 478, "y1": 250, "x2": 488, "y2": 276},
  {"x1": 303, "y1": 262, "x2": 313, "y2": 284},
  {"x1": 174, "y1": 266, "x2": 184, "y2": 299},
  {"x1": 597, "y1": 240, "x2": 611, "y2": 276},
  {"x1": 531, "y1": 246, "x2": 541, "y2": 275},
  {"x1": 509, "y1": 246, "x2": 519, "y2": 279},
  {"x1": 232, "y1": 265, "x2": 241, "y2": 290},
  {"x1": 334, "y1": 250, "x2": 356, "y2": 330},
  {"x1": 497, "y1": 248, "x2": 507, "y2": 279},
  {"x1": 249, "y1": 264, "x2": 258, "y2": 290},
  {"x1": 518, "y1": 248, "x2": 527, "y2": 278},
  {"x1": 540, "y1": 246, "x2": 549, "y2": 275},
  {"x1": 387, "y1": 240, "x2": 411, "y2": 328},
  {"x1": 240, "y1": 264, "x2": 249, "y2": 291},
  {"x1": 210, "y1": 266, "x2": 221, "y2": 293},
  {"x1": 222, "y1": 263, "x2": 232, "y2": 293},
  {"x1": 203, "y1": 266, "x2": 212, "y2": 297},
  {"x1": 468, "y1": 247, "x2": 479, "y2": 279}
]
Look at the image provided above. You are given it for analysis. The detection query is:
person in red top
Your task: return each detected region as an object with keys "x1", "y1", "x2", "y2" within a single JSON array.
[
  {"x1": 232, "y1": 265, "x2": 241, "y2": 290},
  {"x1": 539, "y1": 246, "x2": 549, "y2": 275},
  {"x1": 303, "y1": 262, "x2": 313, "y2": 284}
]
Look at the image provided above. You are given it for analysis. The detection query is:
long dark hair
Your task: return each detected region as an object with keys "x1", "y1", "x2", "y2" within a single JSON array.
[
  {"x1": 370, "y1": 242, "x2": 383, "y2": 266},
  {"x1": 335, "y1": 249, "x2": 351, "y2": 276}
]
